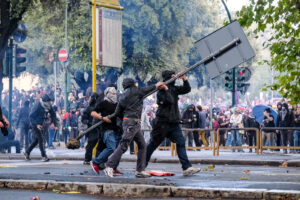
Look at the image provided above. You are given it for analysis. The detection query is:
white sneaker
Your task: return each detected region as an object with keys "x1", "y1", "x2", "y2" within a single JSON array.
[
  {"x1": 135, "y1": 171, "x2": 151, "y2": 178},
  {"x1": 104, "y1": 167, "x2": 114, "y2": 178},
  {"x1": 183, "y1": 167, "x2": 201, "y2": 176}
]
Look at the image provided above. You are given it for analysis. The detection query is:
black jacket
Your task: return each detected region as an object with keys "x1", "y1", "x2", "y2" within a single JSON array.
[
  {"x1": 114, "y1": 85, "x2": 155, "y2": 119},
  {"x1": 16, "y1": 106, "x2": 30, "y2": 128},
  {"x1": 29, "y1": 101, "x2": 58, "y2": 127},
  {"x1": 276, "y1": 110, "x2": 294, "y2": 127},
  {"x1": 156, "y1": 80, "x2": 191, "y2": 123},
  {"x1": 182, "y1": 108, "x2": 199, "y2": 128}
]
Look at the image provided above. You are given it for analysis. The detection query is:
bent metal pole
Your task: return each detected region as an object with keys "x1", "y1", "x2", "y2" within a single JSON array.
[{"x1": 68, "y1": 38, "x2": 241, "y2": 146}]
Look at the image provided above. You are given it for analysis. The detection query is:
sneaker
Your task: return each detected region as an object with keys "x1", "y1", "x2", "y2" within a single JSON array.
[
  {"x1": 183, "y1": 167, "x2": 201, "y2": 176},
  {"x1": 41, "y1": 157, "x2": 50, "y2": 162},
  {"x1": 104, "y1": 167, "x2": 114, "y2": 178},
  {"x1": 91, "y1": 162, "x2": 100, "y2": 174},
  {"x1": 283, "y1": 149, "x2": 288, "y2": 154},
  {"x1": 135, "y1": 171, "x2": 151, "y2": 178},
  {"x1": 24, "y1": 152, "x2": 31, "y2": 160},
  {"x1": 113, "y1": 169, "x2": 123, "y2": 176}
]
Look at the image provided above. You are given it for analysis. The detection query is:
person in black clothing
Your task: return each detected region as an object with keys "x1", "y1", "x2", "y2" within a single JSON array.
[
  {"x1": 146, "y1": 70, "x2": 201, "y2": 176},
  {"x1": 276, "y1": 103, "x2": 295, "y2": 154},
  {"x1": 82, "y1": 93, "x2": 100, "y2": 165},
  {"x1": 181, "y1": 104, "x2": 201, "y2": 148},
  {"x1": 16, "y1": 100, "x2": 30, "y2": 150},
  {"x1": 104, "y1": 78, "x2": 166, "y2": 178},
  {"x1": 293, "y1": 106, "x2": 300, "y2": 153},
  {"x1": 262, "y1": 108, "x2": 275, "y2": 151},
  {"x1": 218, "y1": 113, "x2": 229, "y2": 147},
  {"x1": 244, "y1": 111, "x2": 260, "y2": 152},
  {"x1": 274, "y1": 102, "x2": 282, "y2": 151},
  {"x1": 24, "y1": 94, "x2": 58, "y2": 162},
  {"x1": 90, "y1": 87, "x2": 123, "y2": 175}
]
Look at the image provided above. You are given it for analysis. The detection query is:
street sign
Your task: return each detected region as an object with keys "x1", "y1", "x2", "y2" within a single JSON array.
[
  {"x1": 195, "y1": 20, "x2": 255, "y2": 79},
  {"x1": 96, "y1": 7, "x2": 122, "y2": 68},
  {"x1": 13, "y1": 24, "x2": 27, "y2": 43},
  {"x1": 58, "y1": 48, "x2": 68, "y2": 62}
]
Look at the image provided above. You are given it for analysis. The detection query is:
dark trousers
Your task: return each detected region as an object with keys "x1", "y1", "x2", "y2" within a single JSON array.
[
  {"x1": 20, "y1": 124, "x2": 29, "y2": 150},
  {"x1": 0, "y1": 141, "x2": 21, "y2": 153},
  {"x1": 107, "y1": 119, "x2": 147, "y2": 172},
  {"x1": 248, "y1": 131, "x2": 257, "y2": 147},
  {"x1": 26, "y1": 126, "x2": 46, "y2": 157},
  {"x1": 193, "y1": 131, "x2": 201, "y2": 147},
  {"x1": 146, "y1": 122, "x2": 192, "y2": 170},
  {"x1": 280, "y1": 130, "x2": 294, "y2": 147}
]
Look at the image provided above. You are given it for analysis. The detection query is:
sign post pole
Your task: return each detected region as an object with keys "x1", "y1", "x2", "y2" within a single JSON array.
[{"x1": 92, "y1": 0, "x2": 97, "y2": 93}]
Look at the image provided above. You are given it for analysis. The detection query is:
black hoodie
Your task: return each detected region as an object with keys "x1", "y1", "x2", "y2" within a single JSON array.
[
  {"x1": 156, "y1": 71, "x2": 191, "y2": 123},
  {"x1": 114, "y1": 78, "x2": 155, "y2": 119},
  {"x1": 276, "y1": 103, "x2": 294, "y2": 127}
]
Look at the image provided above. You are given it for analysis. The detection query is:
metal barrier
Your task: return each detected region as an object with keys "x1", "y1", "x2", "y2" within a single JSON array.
[
  {"x1": 216, "y1": 128, "x2": 260, "y2": 156},
  {"x1": 260, "y1": 127, "x2": 300, "y2": 153},
  {"x1": 181, "y1": 128, "x2": 216, "y2": 156},
  {"x1": 134, "y1": 128, "x2": 216, "y2": 156}
]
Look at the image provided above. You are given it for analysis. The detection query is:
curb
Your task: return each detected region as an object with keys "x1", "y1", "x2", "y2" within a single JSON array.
[
  {"x1": 0, "y1": 155, "x2": 299, "y2": 167},
  {"x1": 0, "y1": 179, "x2": 300, "y2": 199}
]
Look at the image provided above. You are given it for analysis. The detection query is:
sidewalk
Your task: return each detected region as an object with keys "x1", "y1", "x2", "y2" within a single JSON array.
[{"x1": 1, "y1": 147, "x2": 300, "y2": 167}]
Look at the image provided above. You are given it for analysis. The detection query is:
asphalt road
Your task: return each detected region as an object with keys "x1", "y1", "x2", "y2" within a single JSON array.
[{"x1": 0, "y1": 160, "x2": 300, "y2": 191}]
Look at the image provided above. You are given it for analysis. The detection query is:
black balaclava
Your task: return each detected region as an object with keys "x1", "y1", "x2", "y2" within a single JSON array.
[
  {"x1": 277, "y1": 102, "x2": 282, "y2": 111},
  {"x1": 162, "y1": 70, "x2": 175, "y2": 85},
  {"x1": 122, "y1": 78, "x2": 135, "y2": 90}
]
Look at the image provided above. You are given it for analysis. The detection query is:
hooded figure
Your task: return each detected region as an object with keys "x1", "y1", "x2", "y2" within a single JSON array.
[
  {"x1": 104, "y1": 87, "x2": 117, "y2": 104},
  {"x1": 24, "y1": 94, "x2": 58, "y2": 162},
  {"x1": 162, "y1": 70, "x2": 176, "y2": 85},
  {"x1": 276, "y1": 102, "x2": 295, "y2": 154}
]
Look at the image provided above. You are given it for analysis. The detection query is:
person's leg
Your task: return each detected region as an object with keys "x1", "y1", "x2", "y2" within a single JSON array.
[
  {"x1": 93, "y1": 130, "x2": 117, "y2": 165},
  {"x1": 231, "y1": 129, "x2": 237, "y2": 152},
  {"x1": 287, "y1": 130, "x2": 294, "y2": 153},
  {"x1": 133, "y1": 129, "x2": 147, "y2": 172},
  {"x1": 36, "y1": 128, "x2": 47, "y2": 157},
  {"x1": 146, "y1": 122, "x2": 167, "y2": 167},
  {"x1": 20, "y1": 125, "x2": 25, "y2": 149},
  {"x1": 106, "y1": 120, "x2": 138, "y2": 170},
  {"x1": 85, "y1": 138, "x2": 98, "y2": 162},
  {"x1": 24, "y1": 127, "x2": 29, "y2": 150},
  {"x1": 48, "y1": 128, "x2": 54, "y2": 148},
  {"x1": 26, "y1": 130, "x2": 39, "y2": 155},
  {"x1": 237, "y1": 131, "x2": 244, "y2": 152},
  {"x1": 280, "y1": 130, "x2": 288, "y2": 153},
  {"x1": 188, "y1": 131, "x2": 193, "y2": 147},
  {"x1": 294, "y1": 131, "x2": 300, "y2": 153},
  {"x1": 169, "y1": 124, "x2": 192, "y2": 170},
  {"x1": 193, "y1": 131, "x2": 201, "y2": 147}
]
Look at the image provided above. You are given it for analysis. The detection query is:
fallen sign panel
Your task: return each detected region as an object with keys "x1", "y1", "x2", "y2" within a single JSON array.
[
  {"x1": 195, "y1": 20, "x2": 255, "y2": 79},
  {"x1": 147, "y1": 170, "x2": 175, "y2": 176}
]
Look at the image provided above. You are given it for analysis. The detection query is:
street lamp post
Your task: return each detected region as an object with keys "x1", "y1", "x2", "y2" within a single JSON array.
[{"x1": 221, "y1": 0, "x2": 236, "y2": 107}]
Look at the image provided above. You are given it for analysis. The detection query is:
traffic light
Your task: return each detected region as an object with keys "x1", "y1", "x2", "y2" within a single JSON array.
[
  {"x1": 236, "y1": 67, "x2": 251, "y2": 94},
  {"x1": 15, "y1": 45, "x2": 27, "y2": 76},
  {"x1": 2, "y1": 51, "x2": 9, "y2": 77},
  {"x1": 224, "y1": 70, "x2": 233, "y2": 91}
]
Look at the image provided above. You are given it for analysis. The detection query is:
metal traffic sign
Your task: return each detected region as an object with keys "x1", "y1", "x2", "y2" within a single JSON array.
[
  {"x1": 13, "y1": 24, "x2": 27, "y2": 43},
  {"x1": 195, "y1": 20, "x2": 255, "y2": 79},
  {"x1": 58, "y1": 48, "x2": 68, "y2": 62}
]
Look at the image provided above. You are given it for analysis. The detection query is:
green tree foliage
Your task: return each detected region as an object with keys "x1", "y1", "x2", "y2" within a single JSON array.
[
  {"x1": 237, "y1": 0, "x2": 300, "y2": 104},
  {"x1": 23, "y1": 0, "x2": 223, "y2": 87},
  {"x1": 120, "y1": 0, "x2": 222, "y2": 86}
]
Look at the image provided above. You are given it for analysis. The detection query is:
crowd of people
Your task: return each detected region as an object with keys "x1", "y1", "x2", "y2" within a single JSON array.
[{"x1": 0, "y1": 76, "x2": 299, "y2": 167}]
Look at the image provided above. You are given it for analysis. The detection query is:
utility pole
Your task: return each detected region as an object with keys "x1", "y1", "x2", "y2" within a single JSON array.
[
  {"x1": 221, "y1": 0, "x2": 236, "y2": 107},
  {"x1": 64, "y1": 0, "x2": 69, "y2": 112},
  {"x1": 8, "y1": 39, "x2": 13, "y2": 124}
]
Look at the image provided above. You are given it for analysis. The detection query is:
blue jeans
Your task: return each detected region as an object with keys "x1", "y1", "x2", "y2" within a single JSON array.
[
  {"x1": 226, "y1": 133, "x2": 232, "y2": 146},
  {"x1": 48, "y1": 127, "x2": 56, "y2": 147},
  {"x1": 231, "y1": 126, "x2": 243, "y2": 152},
  {"x1": 146, "y1": 122, "x2": 192, "y2": 170},
  {"x1": 93, "y1": 130, "x2": 121, "y2": 165},
  {"x1": 294, "y1": 130, "x2": 300, "y2": 152}
]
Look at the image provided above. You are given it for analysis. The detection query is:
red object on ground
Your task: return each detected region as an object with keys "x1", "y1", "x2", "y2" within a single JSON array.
[
  {"x1": 30, "y1": 197, "x2": 40, "y2": 200},
  {"x1": 147, "y1": 170, "x2": 175, "y2": 176}
]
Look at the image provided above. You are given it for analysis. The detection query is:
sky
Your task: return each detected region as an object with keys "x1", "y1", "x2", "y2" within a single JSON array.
[{"x1": 225, "y1": 0, "x2": 250, "y2": 11}]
